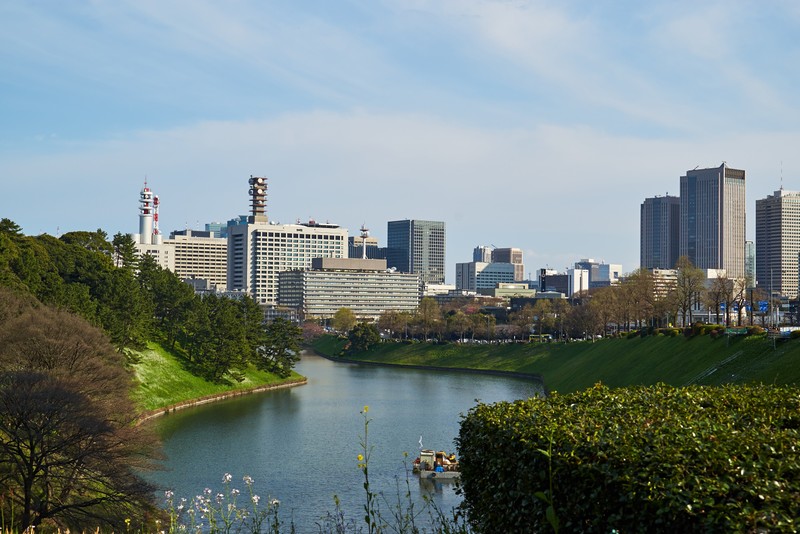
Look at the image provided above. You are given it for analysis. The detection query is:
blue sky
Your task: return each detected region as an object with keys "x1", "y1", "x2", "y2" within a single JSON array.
[{"x1": 3, "y1": 1, "x2": 800, "y2": 282}]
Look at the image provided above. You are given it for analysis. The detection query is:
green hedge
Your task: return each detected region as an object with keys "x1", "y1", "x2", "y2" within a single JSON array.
[{"x1": 457, "y1": 383, "x2": 800, "y2": 533}]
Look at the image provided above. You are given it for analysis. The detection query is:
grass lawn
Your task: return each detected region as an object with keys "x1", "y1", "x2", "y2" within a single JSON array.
[
  {"x1": 313, "y1": 333, "x2": 800, "y2": 394},
  {"x1": 130, "y1": 341, "x2": 304, "y2": 413}
]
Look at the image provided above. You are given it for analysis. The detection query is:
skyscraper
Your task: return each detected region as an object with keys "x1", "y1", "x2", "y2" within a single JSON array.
[
  {"x1": 387, "y1": 219, "x2": 446, "y2": 285},
  {"x1": 640, "y1": 195, "x2": 680, "y2": 269},
  {"x1": 755, "y1": 189, "x2": 800, "y2": 299},
  {"x1": 679, "y1": 163, "x2": 746, "y2": 278},
  {"x1": 227, "y1": 176, "x2": 349, "y2": 304}
]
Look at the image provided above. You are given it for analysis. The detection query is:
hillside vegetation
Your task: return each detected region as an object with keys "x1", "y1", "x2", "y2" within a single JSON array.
[
  {"x1": 131, "y1": 341, "x2": 305, "y2": 414},
  {"x1": 312, "y1": 333, "x2": 800, "y2": 393}
]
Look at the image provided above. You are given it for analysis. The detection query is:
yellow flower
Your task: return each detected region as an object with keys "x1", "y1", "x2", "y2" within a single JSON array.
[
  {"x1": 362, "y1": 405, "x2": 369, "y2": 413},
  {"x1": 357, "y1": 454, "x2": 364, "y2": 462}
]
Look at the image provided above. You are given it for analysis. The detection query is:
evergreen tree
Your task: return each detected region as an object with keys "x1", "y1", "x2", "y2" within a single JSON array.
[
  {"x1": 258, "y1": 317, "x2": 302, "y2": 378},
  {"x1": 112, "y1": 232, "x2": 139, "y2": 270}
]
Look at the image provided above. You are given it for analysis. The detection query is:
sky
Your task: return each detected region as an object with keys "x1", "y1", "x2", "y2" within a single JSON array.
[{"x1": 3, "y1": 1, "x2": 800, "y2": 283}]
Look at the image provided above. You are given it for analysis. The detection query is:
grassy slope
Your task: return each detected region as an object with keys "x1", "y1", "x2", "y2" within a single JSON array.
[
  {"x1": 312, "y1": 334, "x2": 800, "y2": 394},
  {"x1": 130, "y1": 341, "x2": 304, "y2": 412}
]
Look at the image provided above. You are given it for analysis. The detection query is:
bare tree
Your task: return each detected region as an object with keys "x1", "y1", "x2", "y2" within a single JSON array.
[
  {"x1": 673, "y1": 256, "x2": 706, "y2": 326},
  {"x1": 0, "y1": 304, "x2": 159, "y2": 531}
]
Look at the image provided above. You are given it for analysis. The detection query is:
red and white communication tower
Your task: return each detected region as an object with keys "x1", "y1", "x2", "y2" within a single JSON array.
[
  {"x1": 152, "y1": 193, "x2": 162, "y2": 244},
  {"x1": 136, "y1": 180, "x2": 163, "y2": 244}
]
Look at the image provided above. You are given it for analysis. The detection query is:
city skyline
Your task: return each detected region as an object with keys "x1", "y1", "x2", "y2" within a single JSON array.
[{"x1": 3, "y1": 2, "x2": 800, "y2": 280}]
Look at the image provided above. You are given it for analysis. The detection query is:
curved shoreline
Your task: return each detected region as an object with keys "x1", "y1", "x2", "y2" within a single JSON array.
[
  {"x1": 309, "y1": 350, "x2": 550, "y2": 396},
  {"x1": 135, "y1": 377, "x2": 308, "y2": 424}
]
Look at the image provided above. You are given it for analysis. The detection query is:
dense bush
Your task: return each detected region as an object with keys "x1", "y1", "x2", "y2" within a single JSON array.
[
  {"x1": 748, "y1": 325, "x2": 766, "y2": 336},
  {"x1": 457, "y1": 383, "x2": 800, "y2": 533}
]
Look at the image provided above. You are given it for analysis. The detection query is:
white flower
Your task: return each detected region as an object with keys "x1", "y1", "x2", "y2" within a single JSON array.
[
  {"x1": 222, "y1": 473, "x2": 233, "y2": 484},
  {"x1": 252, "y1": 495, "x2": 260, "y2": 505},
  {"x1": 243, "y1": 475, "x2": 254, "y2": 486},
  {"x1": 164, "y1": 490, "x2": 174, "y2": 501},
  {"x1": 269, "y1": 498, "x2": 280, "y2": 506}
]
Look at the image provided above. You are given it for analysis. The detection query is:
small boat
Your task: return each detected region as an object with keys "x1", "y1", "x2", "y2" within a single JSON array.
[{"x1": 413, "y1": 449, "x2": 460, "y2": 480}]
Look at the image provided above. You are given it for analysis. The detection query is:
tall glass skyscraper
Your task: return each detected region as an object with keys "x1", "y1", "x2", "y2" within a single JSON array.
[
  {"x1": 679, "y1": 163, "x2": 746, "y2": 278},
  {"x1": 387, "y1": 219, "x2": 446, "y2": 285},
  {"x1": 640, "y1": 195, "x2": 680, "y2": 269}
]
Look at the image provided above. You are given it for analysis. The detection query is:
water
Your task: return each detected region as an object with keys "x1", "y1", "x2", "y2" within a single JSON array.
[{"x1": 146, "y1": 353, "x2": 544, "y2": 532}]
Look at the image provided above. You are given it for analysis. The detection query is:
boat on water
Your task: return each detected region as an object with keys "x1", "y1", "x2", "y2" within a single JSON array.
[{"x1": 413, "y1": 449, "x2": 460, "y2": 480}]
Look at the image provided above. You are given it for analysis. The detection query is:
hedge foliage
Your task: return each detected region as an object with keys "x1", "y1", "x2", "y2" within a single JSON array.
[{"x1": 457, "y1": 383, "x2": 800, "y2": 533}]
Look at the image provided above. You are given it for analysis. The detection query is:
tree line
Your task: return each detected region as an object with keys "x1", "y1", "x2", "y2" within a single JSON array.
[
  {"x1": 328, "y1": 255, "x2": 767, "y2": 345},
  {"x1": 0, "y1": 218, "x2": 300, "y2": 381}
]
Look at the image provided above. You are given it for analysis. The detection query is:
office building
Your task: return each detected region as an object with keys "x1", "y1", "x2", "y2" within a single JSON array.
[
  {"x1": 756, "y1": 189, "x2": 800, "y2": 299},
  {"x1": 745, "y1": 240, "x2": 755, "y2": 289},
  {"x1": 169, "y1": 230, "x2": 228, "y2": 290},
  {"x1": 455, "y1": 261, "x2": 516, "y2": 291},
  {"x1": 387, "y1": 219, "x2": 446, "y2": 285},
  {"x1": 574, "y1": 258, "x2": 622, "y2": 288},
  {"x1": 679, "y1": 163, "x2": 746, "y2": 278},
  {"x1": 227, "y1": 176, "x2": 349, "y2": 305},
  {"x1": 278, "y1": 258, "x2": 420, "y2": 321},
  {"x1": 641, "y1": 195, "x2": 680, "y2": 269},
  {"x1": 473, "y1": 246, "x2": 493, "y2": 263},
  {"x1": 492, "y1": 247, "x2": 525, "y2": 281}
]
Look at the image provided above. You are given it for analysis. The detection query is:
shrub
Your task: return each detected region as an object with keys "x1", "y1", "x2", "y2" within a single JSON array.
[
  {"x1": 748, "y1": 326, "x2": 765, "y2": 336},
  {"x1": 791, "y1": 329, "x2": 800, "y2": 340},
  {"x1": 457, "y1": 383, "x2": 800, "y2": 533}
]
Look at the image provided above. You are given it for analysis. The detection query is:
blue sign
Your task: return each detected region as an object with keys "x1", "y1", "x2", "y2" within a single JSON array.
[
  {"x1": 759, "y1": 301, "x2": 769, "y2": 313},
  {"x1": 719, "y1": 302, "x2": 726, "y2": 310}
]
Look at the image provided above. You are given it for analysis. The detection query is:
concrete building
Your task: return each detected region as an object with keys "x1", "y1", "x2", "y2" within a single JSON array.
[
  {"x1": 756, "y1": 188, "x2": 800, "y2": 299},
  {"x1": 641, "y1": 195, "x2": 680, "y2": 269},
  {"x1": 574, "y1": 258, "x2": 622, "y2": 288},
  {"x1": 473, "y1": 246, "x2": 493, "y2": 263},
  {"x1": 745, "y1": 240, "x2": 755, "y2": 289},
  {"x1": 227, "y1": 176, "x2": 349, "y2": 305},
  {"x1": 492, "y1": 247, "x2": 524, "y2": 281},
  {"x1": 387, "y1": 219, "x2": 446, "y2": 285},
  {"x1": 455, "y1": 261, "x2": 516, "y2": 291},
  {"x1": 277, "y1": 257, "x2": 420, "y2": 321},
  {"x1": 168, "y1": 230, "x2": 228, "y2": 290},
  {"x1": 680, "y1": 163, "x2": 746, "y2": 278},
  {"x1": 479, "y1": 283, "x2": 536, "y2": 298}
]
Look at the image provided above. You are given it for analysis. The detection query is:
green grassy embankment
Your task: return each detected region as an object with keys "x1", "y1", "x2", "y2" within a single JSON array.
[
  {"x1": 130, "y1": 341, "x2": 305, "y2": 415},
  {"x1": 311, "y1": 334, "x2": 800, "y2": 394}
]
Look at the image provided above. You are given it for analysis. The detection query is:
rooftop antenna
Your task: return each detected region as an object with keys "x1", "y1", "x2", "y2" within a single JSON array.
[{"x1": 360, "y1": 223, "x2": 370, "y2": 259}]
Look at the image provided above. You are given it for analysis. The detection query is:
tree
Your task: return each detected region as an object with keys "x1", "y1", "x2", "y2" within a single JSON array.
[
  {"x1": 674, "y1": 256, "x2": 706, "y2": 326},
  {"x1": 0, "y1": 302, "x2": 159, "y2": 531},
  {"x1": 509, "y1": 305, "x2": 535, "y2": 338},
  {"x1": 347, "y1": 322, "x2": 381, "y2": 353},
  {"x1": 190, "y1": 294, "x2": 250, "y2": 382},
  {"x1": 416, "y1": 297, "x2": 441, "y2": 341},
  {"x1": 258, "y1": 317, "x2": 302, "y2": 377},
  {"x1": 112, "y1": 232, "x2": 139, "y2": 270},
  {"x1": 531, "y1": 300, "x2": 554, "y2": 338},
  {"x1": 331, "y1": 307, "x2": 357, "y2": 333}
]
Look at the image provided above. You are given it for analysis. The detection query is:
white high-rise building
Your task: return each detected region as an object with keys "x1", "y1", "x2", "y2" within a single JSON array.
[
  {"x1": 227, "y1": 176, "x2": 349, "y2": 305},
  {"x1": 756, "y1": 188, "x2": 800, "y2": 299}
]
